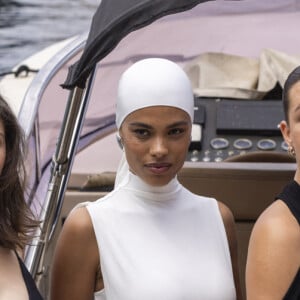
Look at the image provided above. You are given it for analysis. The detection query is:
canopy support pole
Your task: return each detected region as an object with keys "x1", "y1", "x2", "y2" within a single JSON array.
[{"x1": 25, "y1": 66, "x2": 96, "y2": 285}]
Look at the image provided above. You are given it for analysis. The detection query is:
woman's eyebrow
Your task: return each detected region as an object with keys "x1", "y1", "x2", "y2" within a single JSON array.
[
  {"x1": 128, "y1": 121, "x2": 189, "y2": 129},
  {"x1": 166, "y1": 121, "x2": 189, "y2": 128},
  {"x1": 128, "y1": 122, "x2": 152, "y2": 129}
]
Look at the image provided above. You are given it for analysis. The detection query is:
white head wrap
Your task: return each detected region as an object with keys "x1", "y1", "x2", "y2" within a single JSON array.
[
  {"x1": 115, "y1": 58, "x2": 194, "y2": 187},
  {"x1": 116, "y1": 58, "x2": 194, "y2": 128}
]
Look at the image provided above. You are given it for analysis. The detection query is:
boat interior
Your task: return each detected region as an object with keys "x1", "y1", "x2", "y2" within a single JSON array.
[{"x1": 1, "y1": 1, "x2": 300, "y2": 299}]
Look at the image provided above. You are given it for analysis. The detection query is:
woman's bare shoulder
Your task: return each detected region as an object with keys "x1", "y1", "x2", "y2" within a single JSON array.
[
  {"x1": 253, "y1": 200, "x2": 300, "y2": 243},
  {"x1": 246, "y1": 200, "x2": 300, "y2": 300},
  {"x1": 217, "y1": 201, "x2": 235, "y2": 226},
  {"x1": 248, "y1": 199, "x2": 300, "y2": 268},
  {"x1": 51, "y1": 205, "x2": 100, "y2": 300},
  {"x1": 63, "y1": 205, "x2": 94, "y2": 233},
  {"x1": 53, "y1": 205, "x2": 98, "y2": 266},
  {"x1": 216, "y1": 201, "x2": 236, "y2": 247}
]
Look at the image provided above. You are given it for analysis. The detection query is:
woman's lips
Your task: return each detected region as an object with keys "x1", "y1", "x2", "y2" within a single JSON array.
[{"x1": 145, "y1": 162, "x2": 171, "y2": 174}]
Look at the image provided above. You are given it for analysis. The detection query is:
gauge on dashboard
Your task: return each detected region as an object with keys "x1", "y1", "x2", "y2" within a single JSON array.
[
  {"x1": 210, "y1": 138, "x2": 229, "y2": 150},
  {"x1": 233, "y1": 138, "x2": 253, "y2": 150},
  {"x1": 257, "y1": 139, "x2": 276, "y2": 150}
]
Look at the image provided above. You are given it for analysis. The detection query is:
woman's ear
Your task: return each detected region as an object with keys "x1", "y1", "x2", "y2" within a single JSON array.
[{"x1": 279, "y1": 120, "x2": 291, "y2": 145}]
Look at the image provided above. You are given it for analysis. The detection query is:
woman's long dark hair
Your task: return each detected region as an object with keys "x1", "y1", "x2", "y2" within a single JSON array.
[{"x1": 0, "y1": 95, "x2": 39, "y2": 250}]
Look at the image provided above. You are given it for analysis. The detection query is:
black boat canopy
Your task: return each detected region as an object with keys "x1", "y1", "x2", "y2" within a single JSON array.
[{"x1": 62, "y1": 0, "x2": 214, "y2": 89}]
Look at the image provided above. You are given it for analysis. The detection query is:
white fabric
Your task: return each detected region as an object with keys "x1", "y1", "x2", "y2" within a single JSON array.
[
  {"x1": 116, "y1": 58, "x2": 194, "y2": 128},
  {"x1": 113, "y1": 151, "x2": 128, "y2": 189},
  {"x1": 184, "y1": 48, "x2": 300, "y2": 100},
  {"x1": 86, "y1": 172, "x2": 236, "y2": 300}
]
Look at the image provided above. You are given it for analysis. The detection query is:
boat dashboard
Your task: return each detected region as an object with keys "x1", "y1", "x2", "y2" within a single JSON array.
[{"x1": 187, "y1": 97, "x2": 291, "y2": 163}]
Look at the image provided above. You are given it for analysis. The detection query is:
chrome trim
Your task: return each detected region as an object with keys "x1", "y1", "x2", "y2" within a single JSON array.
[{"x1": 18, "y1": 32, "x2": 88, "y2": 139}]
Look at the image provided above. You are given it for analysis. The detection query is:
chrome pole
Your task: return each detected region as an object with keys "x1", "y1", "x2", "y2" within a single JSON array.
[{"x1": 25, "y1": 67, "x2": 96, "y2": 283}]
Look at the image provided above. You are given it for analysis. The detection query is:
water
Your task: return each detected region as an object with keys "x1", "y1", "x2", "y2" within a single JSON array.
[{"x1": 0, "y1": 0, "x2": 100, "y2": 74}]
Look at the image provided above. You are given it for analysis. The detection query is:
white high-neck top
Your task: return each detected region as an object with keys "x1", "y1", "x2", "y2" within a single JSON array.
[{"x1": 86, "y1": 172, "x2": 236, "y2": 300}]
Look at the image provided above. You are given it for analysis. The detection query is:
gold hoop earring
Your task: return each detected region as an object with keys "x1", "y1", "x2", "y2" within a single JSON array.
[{"x1": 288, "y1": 145, "x2": 296, "y2": 157}]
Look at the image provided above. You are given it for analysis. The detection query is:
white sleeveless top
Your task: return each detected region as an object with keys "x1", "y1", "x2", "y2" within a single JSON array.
[{"x1": 86, "y1": 172, "x2": 236, "y2": 300}]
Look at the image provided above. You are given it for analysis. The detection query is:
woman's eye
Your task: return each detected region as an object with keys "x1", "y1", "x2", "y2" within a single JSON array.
[
  {"x1": 133, "y1": 129, "x2": 150, "y2": 138},
  {"x1": 169, "y1": 128, "x2": 184, "y2": 136}
]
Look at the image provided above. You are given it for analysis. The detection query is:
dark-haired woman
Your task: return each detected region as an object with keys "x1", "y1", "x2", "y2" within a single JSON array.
[
  {"x1": 0, "y1": 95, "x2": 43, "y2": 300},
  {"x1": 246, "y1": 66, "x2": 300, "y2": 300}
]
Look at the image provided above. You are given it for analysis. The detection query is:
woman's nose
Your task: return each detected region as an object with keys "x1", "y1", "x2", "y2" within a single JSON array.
[{"x1": 149, "y1": 137, "x2": 168, "y2": 157}]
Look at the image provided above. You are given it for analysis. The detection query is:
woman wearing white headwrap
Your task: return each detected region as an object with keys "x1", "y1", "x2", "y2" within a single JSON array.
[
  {"x1": 51, "y1": 58, "x2": 242, "y2": 300},
  {"x1": 114, "y1": 58, "x2": 195, "y2": 188}
]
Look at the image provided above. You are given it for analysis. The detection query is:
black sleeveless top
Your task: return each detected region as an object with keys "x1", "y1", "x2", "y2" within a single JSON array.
[
  {"x1": 276, "y1": 180, "x2": 300, "y2": 300},
  {"x1": 16, "y1": 252, "x2": 43, "y2": 300}
]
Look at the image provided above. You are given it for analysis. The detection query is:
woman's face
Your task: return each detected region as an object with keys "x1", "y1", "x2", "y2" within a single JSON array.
[
  {"x1": 280, "y1": 81, "x2": 300, "y2": 165},
  {"x1": 0, "y1": 120, "x2": 6, "y2": 175},
  {"x1": 120, "y1": 106, "x2": 192, "y2": 186}
]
